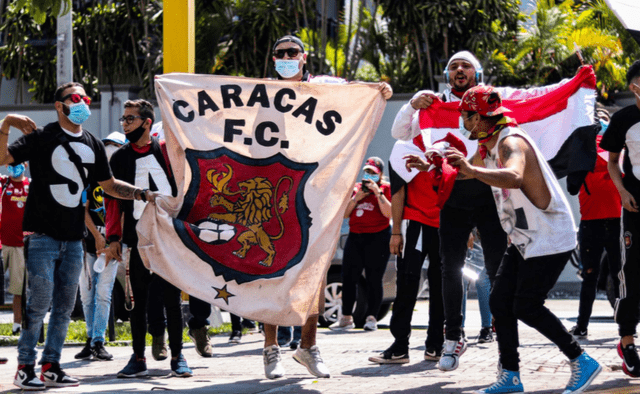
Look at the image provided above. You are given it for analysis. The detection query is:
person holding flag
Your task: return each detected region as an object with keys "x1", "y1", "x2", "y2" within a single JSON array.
[
  {"x1": 405, "y1": 85, "x2": 601, "y2": 394},
  {"x1": 261, "y1": 34, "x2": 393, "y2": 380},
  {"x1": 391, "y1": 50, "x2": 588, "y2": 372}
]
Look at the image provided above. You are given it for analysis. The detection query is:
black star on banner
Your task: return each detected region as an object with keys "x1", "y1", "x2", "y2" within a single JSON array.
[{"x1": 212, "y1": 284, "x2": 235, "y2": 305}]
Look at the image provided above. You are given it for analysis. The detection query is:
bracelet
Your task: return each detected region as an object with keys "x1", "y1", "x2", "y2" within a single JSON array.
[
  {"x1": 391, "y1": 233, "x2": 402, "y2": 236},
  {"x1": 140, "y1": 188, "x2": 149, "y2": 203}
]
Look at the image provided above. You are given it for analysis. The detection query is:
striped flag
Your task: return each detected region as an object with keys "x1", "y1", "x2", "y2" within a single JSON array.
[{"x1": 418, "y1": 66, "x2": 597, "y2": 162}]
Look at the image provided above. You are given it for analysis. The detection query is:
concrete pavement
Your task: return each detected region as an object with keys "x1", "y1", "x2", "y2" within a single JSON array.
[{"x1": 0, "y1": 299, "x2": 639, "y2": 393}]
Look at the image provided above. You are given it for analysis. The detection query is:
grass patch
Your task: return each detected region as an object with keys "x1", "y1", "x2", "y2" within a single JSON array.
[{"x1": 0, "y1": 320, "x2": 235, "y2": 346}]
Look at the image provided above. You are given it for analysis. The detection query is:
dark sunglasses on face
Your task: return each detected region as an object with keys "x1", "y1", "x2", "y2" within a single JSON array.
[
  {"x1": 60, "y1": 93, "x2": 92, "y2": 105},
  {"x1": 274, "y1": 48, "x2": 301, "y2": 59},
  {"x1": 119, "y1": 115, "x2": 144, "y2": 125}
]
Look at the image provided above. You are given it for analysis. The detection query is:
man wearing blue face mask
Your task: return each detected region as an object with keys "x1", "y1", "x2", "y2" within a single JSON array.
[
  {"x1": 1, "y1": 162, "x2": 30, "y2": 337},
  {"x1": 262, "y1": 34, "x2": 393, "y2": 381},
  {"x1": 0, "y1": 82, "x2": 156, "y2": 390}
]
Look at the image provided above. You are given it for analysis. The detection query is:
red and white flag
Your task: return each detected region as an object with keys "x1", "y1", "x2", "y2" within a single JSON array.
[
  {"x1": 136, "y1": 74, "x2": 386, "y2": 325},
  {"x1": 418, "y1": 66, "x2": 597, "y2": 161}
]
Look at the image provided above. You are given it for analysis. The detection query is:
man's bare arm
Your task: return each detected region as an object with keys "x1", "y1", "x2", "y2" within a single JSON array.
[
  {"x1": 446, "y1": 136, "x2": 526, "y2": 189},
  {"x1": 608, "y1": 151, "x2": 638, "y2": 212},
  {"x1": 99, "y1": 177, "x2": 157, "y2": 202},
  {"x1": 0, "y1": 115, "x2": 37, "y2": 166},
  {"x1": 389, "y1": 186, "x2": 405, "y2": 256}
]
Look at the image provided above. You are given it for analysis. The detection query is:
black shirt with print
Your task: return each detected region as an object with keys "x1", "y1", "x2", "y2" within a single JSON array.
[
  {"x1": 8, "y1": 122, "x2": 112, "y2": 240},
  {"x1": 600, "y1": 104, "x2": 640, "y2": 201}
]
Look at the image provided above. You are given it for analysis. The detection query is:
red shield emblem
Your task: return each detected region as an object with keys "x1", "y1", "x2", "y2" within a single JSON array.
[{"x1": 174, "y1": 148, "x2": 317, "y2": 283}]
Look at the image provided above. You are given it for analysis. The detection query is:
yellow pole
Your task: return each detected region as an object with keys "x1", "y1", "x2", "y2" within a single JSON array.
[{"x1": 163, "y1": 0, "x2": 195, "y2": 74}]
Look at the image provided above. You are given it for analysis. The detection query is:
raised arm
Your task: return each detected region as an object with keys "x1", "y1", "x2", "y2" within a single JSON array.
[{"x1": 0, "y1": 115, "x2": 37, "y2": 166}]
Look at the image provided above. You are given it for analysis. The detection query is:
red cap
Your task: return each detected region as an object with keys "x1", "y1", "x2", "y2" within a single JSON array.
[
  {"x1": 363, "y1": 157, "x2": 383, "y2": 174},
  {"x1": 459, "y1": 85, "x2": 512, "y2": 117}
]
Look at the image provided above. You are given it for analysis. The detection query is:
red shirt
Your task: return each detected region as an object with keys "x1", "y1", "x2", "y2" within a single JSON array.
[
  {"x1": 403, "y1": 171, "x2": 440, "y2": 228},
  {"x1": 1, "y1": 176, "x2": 29, "y2": 247},
  {"x1": 579, "y1": 136, "x2": 621, "y2": 221},
  {"x1": 348, "y1": 183, "x2": 391, "y2": 233}
]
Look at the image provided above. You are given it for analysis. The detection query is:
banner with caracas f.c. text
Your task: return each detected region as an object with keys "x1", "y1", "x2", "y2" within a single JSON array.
[{"x1": 137, "y1": 74, "x2": 387, "y2": 326}]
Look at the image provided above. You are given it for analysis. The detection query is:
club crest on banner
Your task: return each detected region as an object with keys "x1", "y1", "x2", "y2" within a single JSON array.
[{"x1": 173, "y1": 147, "x2": 317, "y2": 284}]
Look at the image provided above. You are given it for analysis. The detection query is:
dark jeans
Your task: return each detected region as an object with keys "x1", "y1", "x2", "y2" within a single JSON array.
[
  {"x1": 342, "y1": 227, "x2": 391, "y2": 318},
  {"x1": 229, "y1": 313, "x2": 255, "y2": 331},
  {"x1": 491, "y1": 245, "x2": 581, "y2": 371},
  {"x1": 390, "y1": 221, "x2": 443, "y2": 350},
  {"x1": 439, "y1": 199, "x2": 507, "y2": 341},
  {"x1": 130, "y1": 246, "x2": 183, "y2": 358},
  {"x1": 615, "y1": 210, "x2": 640, "y2": 337},
  {"x1": 148, "y1": 293, "x2": 211, "y2": 332},
  {"x1": 577, "y1": 218, "x2": 621, "y2": 330}
]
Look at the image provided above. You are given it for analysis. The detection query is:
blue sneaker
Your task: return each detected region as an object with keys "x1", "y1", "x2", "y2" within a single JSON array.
[
  {"x1": 563, "y1": 352, "x2": 601, "y2": 394},
  {"x1": 170, "y1": 354, "x2": 193, "y2": 377},
  {"x1": 117, "y1": 354, "x2": 148, "y2": 378},
  {"x1": 475, "y1": 369, "x2": 524, "y2": 393}
]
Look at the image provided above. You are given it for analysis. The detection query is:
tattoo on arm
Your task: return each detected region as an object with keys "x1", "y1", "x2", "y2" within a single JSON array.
[
  {"x1": 499, "y1": 141, "x2": 514, "y2": 162},
  {"x1": 113, "y1": 181, "x2": 137, "y2": 199}
]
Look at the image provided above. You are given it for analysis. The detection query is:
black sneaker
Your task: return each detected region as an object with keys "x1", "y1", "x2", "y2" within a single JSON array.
[
  {"x1": 618, "y1": 342, "x2": 640, "y2": 378},
  {"x1": 0, "y1": 357, "x2": 7, "y2": 364},
  {"x1": 229, "y1": 330, "x2": 242, "y2": 344},
  {"x1": 290, "y1": 339, "x2": 300, "y2": 350},
  {"x1": 14, "y1": 364, "x2": 45, "y2": 391},
  {"x1": 91, "y1": 341, "x2": 114, "y2": 361},
  {"x1": 40, "y1": 362, "x2": 79, "y2": 388},
  {"x1": 478, "y1": 327, "x2": 494, "y2": 343},
  {"x1": 570, "y1": 325, "x2": 588, "y2": 339},
  {"x1": 368, "y1": 344, "x2": 409, "y2": 364},
  {"x1": 74, "y1": 338, "x2": 93, "y2": 360},
  {"x1": 424, "y1": 347, "x2": 441, "y2": 361}
]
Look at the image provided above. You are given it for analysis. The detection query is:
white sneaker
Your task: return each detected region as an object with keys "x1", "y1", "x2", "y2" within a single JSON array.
[
  {"x1": 363, "y1": 315, "x2": 378, "y2": 331},
  {"x1": 437, "y1": 339, "x2": 467, "y2": 371},
  {"x1": 293, "y1": 345, "x2": 331, "y2": 378},
  {"x1": 329, "y1": 316, "x2": 354, "y2": 331},
  {"x1": 263, "y1": 345, "x2": 285, "y2": 379}
]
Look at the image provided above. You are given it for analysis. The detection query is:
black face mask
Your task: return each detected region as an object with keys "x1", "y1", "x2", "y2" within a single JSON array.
[{"x1": 126, "y1": 124, "x2": 147, "y2": 144}]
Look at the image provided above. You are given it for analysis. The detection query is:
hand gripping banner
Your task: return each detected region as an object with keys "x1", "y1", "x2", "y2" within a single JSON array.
[{"x1": 137, "y1": 74, "x2": 386, "y2": 325}]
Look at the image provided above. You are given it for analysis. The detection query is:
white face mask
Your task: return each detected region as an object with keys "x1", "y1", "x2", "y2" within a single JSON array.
[
  {"x1": 458, "y1": 115, "x2": 475, "y2": 139},
  {"x1": 105, "y1": 144, "x2": 119, "y2": 161},
  {"x1": 275, "y1": 59, "x2": 301, "y2": 79}
]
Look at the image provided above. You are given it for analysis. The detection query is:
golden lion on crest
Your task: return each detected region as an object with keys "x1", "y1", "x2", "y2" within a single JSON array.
[{"x1": 206, "y1": 164, "x2": 292, "y2": 267}]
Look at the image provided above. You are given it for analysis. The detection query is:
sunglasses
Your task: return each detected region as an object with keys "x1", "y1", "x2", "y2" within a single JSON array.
[
  {"x1": 274, "y1": 48, "x2": 301, "y2": 59},
  {"x1": 60, "y1": 93, "x2": 92, "y2": 105},
  {"x1": 119, "y1": 115, "x2": 144, "y2": 125}
]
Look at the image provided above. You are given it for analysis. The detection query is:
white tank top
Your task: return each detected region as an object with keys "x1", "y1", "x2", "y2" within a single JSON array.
[{"x1": 484, "y1": 127, "x2": 577, "y2": 259}]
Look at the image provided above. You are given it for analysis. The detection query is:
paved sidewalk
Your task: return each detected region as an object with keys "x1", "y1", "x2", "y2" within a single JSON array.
[{"x1": 0, "y1": 299, "x2": 639, "y2": 393}]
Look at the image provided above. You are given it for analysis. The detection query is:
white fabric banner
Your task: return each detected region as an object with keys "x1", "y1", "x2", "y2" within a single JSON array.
[{"x1": 137, "y1": 74, "x2": 386, "y2": 325}]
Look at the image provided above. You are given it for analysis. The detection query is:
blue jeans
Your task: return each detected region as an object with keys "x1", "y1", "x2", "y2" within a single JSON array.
[
  {"x1": 18, "y1": 234, "x2": 84, "y2": 365},
  {"x1": 79, "y1": 253, "x2": 118, "y2": 346},
  {"x1": 462, "y1": 244, "x2": 492, "y2": 328}
]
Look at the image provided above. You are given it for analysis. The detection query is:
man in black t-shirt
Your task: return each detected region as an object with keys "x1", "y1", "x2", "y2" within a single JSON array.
[
  {"x1": 103, "y1": 99, "x2": 193, "y2": 378},
  {"x1": 0, "y1": 82, "x2": 155, "y2": 391},
  {"x1": 601, "y1": 60, "x2": 640, "y2": 379}
]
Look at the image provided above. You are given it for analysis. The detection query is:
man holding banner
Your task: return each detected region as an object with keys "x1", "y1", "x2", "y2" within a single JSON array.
[
  {"x1": 138, "y1": 34, "x2": 391, "y2": 382},
  {"x1": 391, "y1": 50, "x2": 594, "y2": 372},
  {"x1": 406, "y1": 85, "x2": 601, "y2": 394},
  {"x1": 104, "y1": 100, "x2": 192, "y2": 378}
]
